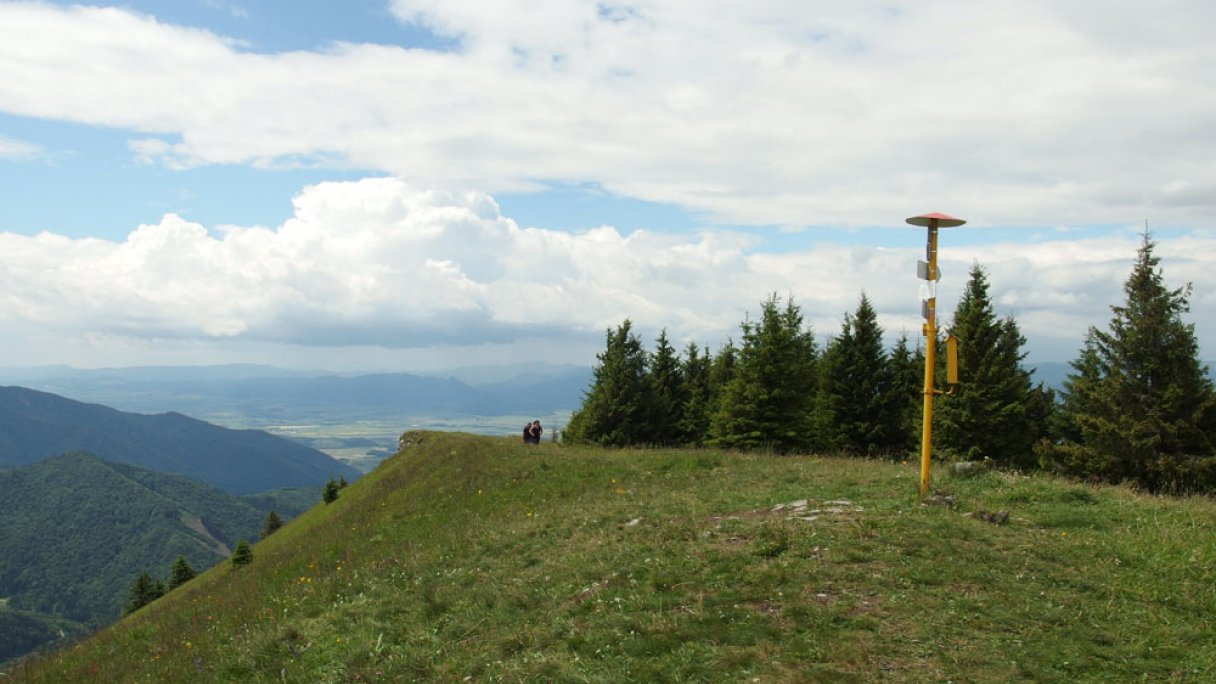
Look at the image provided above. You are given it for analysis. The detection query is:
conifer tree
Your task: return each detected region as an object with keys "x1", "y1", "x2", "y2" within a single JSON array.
[
  {"x1": 322, "y1": 477, "x2": 340, "y2": 504},
  {"x1": 167, "y1": 556, "x2": 196, "y2": 590},
  {"x1": 644, "y1": 329, "x2": 685, "y2": 446},
  {"x1": 888, "y1": 332, "x2": 926, "y2": 454},
  {"x1": 711, "y1": 294, "x2": 818, "y2": 453},
  {"x1": 1045, "y1": 234, "x2": 1216, "y2": 491},
  {"x1": 706, "y1": 339, "x2": 737, "y2": 422},
  {"x1": 934, "y1": 264, "x2": 1051, "y2": 468},
  {"x1": 230, "y1": 539, "x2": 254, "y2": 567},
  {"x1": 819, "y1": 294, "x2": 904, "y2": 456},
  {"x1": 565, "y1": 319, "x2": 649, "y2": 445},
  {"x1": 122, "y1": 570, "x2": 164, "y2": 615},
  {"x1": 260, "y1": 510, "x2": 284, "y2": 540},
  {"x1": 677, "y1": 342, "x2": 712, "y2": 445}
]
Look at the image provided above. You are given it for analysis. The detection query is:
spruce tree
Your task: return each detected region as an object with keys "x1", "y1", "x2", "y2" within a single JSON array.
[
  {"x1": 934, "y1": 264, "x2": 1051, "y2": 468},
  {"x1": 565, "y1": 319, "x2": 649, "y2": 446},
  {"x1": 122, "y1": 570, "x2": 164, "y2": 616},
  {"x1": 322, "y1": 477, "x2": 340, "y2": 504},
  {"x1": 1046, "y1": 234, "x2": 1216, "y2": 491},
  {"x1": 711, "y1": 294, "x2": 818, "y2": 453},
  {"x1": 677, "y1": 342, "x2": 712, "y2": 445},
  {"x1": 819, "y1": 294, "x2": 904, "y2": 456},
  {"x1": 706, "y1": 339, "x2": 738, "y2": 422},
  {"x1": 167, "y1": 556, "x2": 196, "y2": 590},
  {"x1": 260, "y1": 510, "x2": 284, "y2": 540},
  {"x1": 230, "y1": 539, "x2": 254, "y2": 567},
  {"x1": 888, "y1": 332, "x2": 926, "y2": 454},
  {"x1": 645, "y1": 329, "x2": 685, "y2": 446}
]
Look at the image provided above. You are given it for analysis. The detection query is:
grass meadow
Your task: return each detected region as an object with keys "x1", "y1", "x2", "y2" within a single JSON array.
[{"x1": 5, "y1": 431, "x2": 1214, "y2": 682}]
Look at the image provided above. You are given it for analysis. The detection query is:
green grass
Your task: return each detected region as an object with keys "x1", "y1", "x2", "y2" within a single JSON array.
[{"x1": 6, "y1": 431, "x2": 1215, "y2": 682}]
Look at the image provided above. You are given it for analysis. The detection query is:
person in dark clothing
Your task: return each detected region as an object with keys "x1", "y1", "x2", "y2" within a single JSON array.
[{"x1": 522, "y1": 420, "x2": 543, "y2": 444}]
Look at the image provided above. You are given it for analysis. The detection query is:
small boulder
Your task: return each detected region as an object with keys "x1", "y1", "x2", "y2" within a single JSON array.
[{"x1": 950, "y1": 461, "x2": 986, "y2": 478}]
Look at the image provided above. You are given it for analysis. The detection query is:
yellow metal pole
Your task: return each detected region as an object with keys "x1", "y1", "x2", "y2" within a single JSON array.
[{"x1": 919, "y1": 220, "x2": 939, "y2": 496}]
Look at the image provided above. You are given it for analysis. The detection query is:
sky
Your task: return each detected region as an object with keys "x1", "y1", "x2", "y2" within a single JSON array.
[{"x1": 1, "y1": 0, "x2": 1215, "y2": 373}]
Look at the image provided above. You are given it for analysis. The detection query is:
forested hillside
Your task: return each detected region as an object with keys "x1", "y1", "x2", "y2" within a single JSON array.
[
  {"x1": 0, "y1": 608, "x2": 84, "y2": 666},
  {"x1": 0, "y1": 454, "x2": 305, "y2": 663},
  {"x1": 0, "y1": 386, "x2": 360, "y2": 494}
]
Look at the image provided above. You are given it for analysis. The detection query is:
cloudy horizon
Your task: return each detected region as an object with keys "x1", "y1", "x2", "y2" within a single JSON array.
[{"x1": 1, "y1": 1, "x2": 1214, "y2": 372}]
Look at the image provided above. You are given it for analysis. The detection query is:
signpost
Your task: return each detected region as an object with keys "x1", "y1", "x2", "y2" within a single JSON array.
[{"x1": 906, "y1": 212, "x2": 966, "y2": 496}]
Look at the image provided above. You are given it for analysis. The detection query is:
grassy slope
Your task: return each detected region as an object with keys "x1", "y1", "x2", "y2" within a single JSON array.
[{"x1": 6, "y1": 431, "x2": 1214, "y2": 682}]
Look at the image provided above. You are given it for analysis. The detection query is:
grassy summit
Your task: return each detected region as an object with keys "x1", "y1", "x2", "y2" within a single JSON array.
[{"x1": 7, "y1": 432, "x2": 1214, "y2": 681}]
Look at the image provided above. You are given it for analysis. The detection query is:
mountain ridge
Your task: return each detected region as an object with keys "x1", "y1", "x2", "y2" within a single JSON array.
[
  {"x1": 0, "y1": 385, "x2": 360, "y2": 495},
  {"x1": 0, "y1": 364, "x2": 593, "y2": 426}
]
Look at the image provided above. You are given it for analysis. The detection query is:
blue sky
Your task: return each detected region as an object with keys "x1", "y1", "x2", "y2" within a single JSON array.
[{"x1": 1, "y1": 1, "x2": 1215, "y2": 371}]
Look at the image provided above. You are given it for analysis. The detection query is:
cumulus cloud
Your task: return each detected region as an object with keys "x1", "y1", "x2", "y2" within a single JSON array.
[
  {"x1": 1, "y1": 2, "x2": 1215, "y2": 227},
  {"x1": 2, "y1": 3, "x2": 1215, "y2": 369},
  {"x1": 1, "y1": 179, "x2": 1213, "y2": 366},
  {"x1": 0, "y1": 180, "x2": 754, "y2": 352}
]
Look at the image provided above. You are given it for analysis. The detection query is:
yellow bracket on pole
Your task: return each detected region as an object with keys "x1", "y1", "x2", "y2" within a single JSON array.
[{"x1": 906, "y1": 212, "x2": 966, "y2": 496}]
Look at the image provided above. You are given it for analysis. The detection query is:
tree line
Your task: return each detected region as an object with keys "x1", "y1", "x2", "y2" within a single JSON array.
[{"x1": 566, "y1": 234, "x2": 1216, "y2": 494}]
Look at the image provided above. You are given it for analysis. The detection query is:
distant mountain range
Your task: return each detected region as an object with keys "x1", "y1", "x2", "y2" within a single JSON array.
[
  {"x1": 0, "y1": 453, "x2": 311, "y2": 663},
  {"x1": 0, "y1": 385, "x2": 361, "y2": 495},
  {"x1": 0, "y1": 363, "x2": 594, "y2": 428}
]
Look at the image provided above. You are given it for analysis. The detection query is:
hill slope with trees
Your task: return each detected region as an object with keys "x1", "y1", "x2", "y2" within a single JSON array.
[
  {"x1": 0, "y1": 453, "x2": 300, "y2": 663},
  {"x1": 0, "y1": 386, "x2": 360, "y2": 495}
]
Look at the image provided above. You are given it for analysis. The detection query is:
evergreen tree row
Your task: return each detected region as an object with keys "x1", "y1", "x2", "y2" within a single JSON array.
[
  {"x1": 569, "y1": 232, "x2": 1216, "y2": 493},
  {"x1": 568, "y1": 275, "x2": 1053, "y2": 468},
  {"x1": 122, "y1": 556, "x2": 196, "y2": 616}
]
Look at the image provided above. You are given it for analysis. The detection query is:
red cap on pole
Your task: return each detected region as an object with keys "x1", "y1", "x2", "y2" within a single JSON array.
[{"x1": 906, "y1": 212, "x2": 966, "y2": 227}]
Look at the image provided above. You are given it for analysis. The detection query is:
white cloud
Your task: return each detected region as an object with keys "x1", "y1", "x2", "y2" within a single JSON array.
[
  {"x1": 1, "y1": 179, "x2": 1212, "y2": 368},
  {"x1": 203, "y1": 0, "x2": 249, "y2": 20},
  {"x1": 1, "y1": 2, "x2": 1214, "y2": 227},
  {"x1": 1, "y1": 3, "x2": 1215, "y2": 369},
  {"x1": 0, "y1": 135, "x2": 39, "y2": 159}
]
